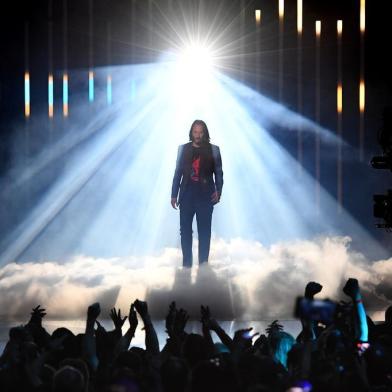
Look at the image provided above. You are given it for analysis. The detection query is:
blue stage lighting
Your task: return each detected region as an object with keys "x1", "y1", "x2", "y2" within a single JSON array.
[
  {"x1": 63, "y1": 73, "x2": 69, "y2": 116},
  {"x1": 24, "y1": 72, "x2": 30, "y2": 117},
  {"x1": 48, "y1": 74, "x2": 54, "y2": 118},
  {"x1": 89, "y1": 71, "x2": 94, "y2": 102}
]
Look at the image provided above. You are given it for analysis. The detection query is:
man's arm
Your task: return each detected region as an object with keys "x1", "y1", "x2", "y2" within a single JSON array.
[
  {"x1": 212, "y1": 145, "x2": 223, "y2": 198},
  {"x1": 171, "y1": 145, "x2": 184, "y2": 208}
]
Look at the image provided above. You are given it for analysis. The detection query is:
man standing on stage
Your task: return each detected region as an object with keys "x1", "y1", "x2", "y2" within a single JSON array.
[{"x1": 171, "y1": 120, "x2": 223, "y2": 267}]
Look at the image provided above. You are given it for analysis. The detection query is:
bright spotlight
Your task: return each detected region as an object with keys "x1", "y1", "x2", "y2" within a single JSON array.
[
  {"x1": 172, "y1": 43, "x2": 216, "y2": 101},
  {"x1": 177, "y1": 43, "x2": 215, "y2": 79}
]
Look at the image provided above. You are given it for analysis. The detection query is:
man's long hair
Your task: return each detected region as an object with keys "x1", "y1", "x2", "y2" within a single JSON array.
[{"x1": 189, "y1": 120, "x2": 211, "y2": 144}]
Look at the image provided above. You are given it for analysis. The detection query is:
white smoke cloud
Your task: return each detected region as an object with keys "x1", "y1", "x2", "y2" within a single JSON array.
[{"x1": 0, "y1": 236, "x2": 390, "y2": 322}]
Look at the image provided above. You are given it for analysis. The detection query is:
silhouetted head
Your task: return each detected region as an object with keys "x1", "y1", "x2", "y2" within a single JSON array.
[
  {"x1": 189, "y1": 120, "x2": 210, "y2": 146},
  {"x1": 60, "y1": 358, "x2": 89, "y2": 390},
  {"x1": 109, "y1": 367, "x2": 141, "y2": 392},
  {"x1": 53, "y1": 365, "x2": 85, "y2": 392},
  {"x1": 9, "y1": 326, "x2": 31, "y2": 342},
  {"x1": 115, "y1": 351, "x2": 143, "y2": 378},
  {"x1": 182, "y1": 334, "x2": 210, "y2": 368},
  {"x1": 190, "y1": 358, "x2": 238, "y2": 392},
  {"x1": 161, "y1": 356, "x2": 189, "y2": 392},
  {"x1": 269, "y1": 331, "x2": 295, "y2": 369}
]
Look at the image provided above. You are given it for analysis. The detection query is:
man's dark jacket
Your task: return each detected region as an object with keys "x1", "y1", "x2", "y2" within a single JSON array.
[{"x1": 171, "y1": 142, "x2": 223, "y2": 204}]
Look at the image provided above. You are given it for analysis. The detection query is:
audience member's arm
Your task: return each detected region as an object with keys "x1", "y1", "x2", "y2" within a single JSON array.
[
  {"x1": 200, "y1": 305, "x2": 214, "y2": 353},
  {"x1": 113, "y1": 304, "x2": 138, "y2": 357},
  {"x1": 343, "y1": 278, "x2": 368, "y2": 344},
  {"x1": 25, "y1": 305, "x2": 51, "y2": 349},
  {"x1": 204, "y1": 318, "x2": 233, "y2": 351},
  {"x1": 342, "y1": 278, "x2": 370, "y2": 389},
  {"x1": 134, "y1": 299, "x2": 159, "y2": 355},
  {"x1": 83, "y1": 302, "x2": 100, "y2": 371},
  {"x1": 110, "y1": 307, "x2": 127, "y2": 335},
  {"x1": 161, "y1": 301, "x2": 189, "y2": 357},
  {"x1": 301, "y1": 282, "x2": 323, "y2": 341}
]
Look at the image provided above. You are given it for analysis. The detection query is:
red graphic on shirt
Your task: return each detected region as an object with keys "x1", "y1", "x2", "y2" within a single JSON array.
[{"x1": 191, "y1": 156, "x2": 200, "y2": 181}]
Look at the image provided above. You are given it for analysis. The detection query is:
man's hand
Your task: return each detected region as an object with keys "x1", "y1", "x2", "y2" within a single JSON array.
[
  {"x1": 165, "y1": 301, "x2": 177, "y2": 337},
  {"x1": 233, "y1": 327, "x2": 259, "y2": 351},
  {"x1": 29, "y1": 305, "x2": 47, "y2": 326},
  {"x1": 110, "y1": 308, "x2": 127, "y2": 331},
  {"x1": 200, "y1": 305, "x2": 211, "y2": 324},
  {"x1": 211, "y1": 191, "x2": 220, "y2": 204},
  {"x1": 343, "y1": 278, "x2": 360, "y2": 301},
  {"x1": 305, "y1": 282, "x2": 323, "y2": 299},
  {"x1": 171, "y1": 198, "x2": 178, "y2": 210},
  {"x1": 87, "y1": 303, "x2": 101, "y2": 321},
  {"x1": 129, "y1": 304, "x2": 138, "y2": 331},
  {"x1": 133, "y1": 299, "x2": 149, "y2": 320}
]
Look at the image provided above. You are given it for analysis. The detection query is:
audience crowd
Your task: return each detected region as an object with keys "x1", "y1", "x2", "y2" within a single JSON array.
[{"x1": 0, "y1": 277, "x2": 391, "y2": 391}]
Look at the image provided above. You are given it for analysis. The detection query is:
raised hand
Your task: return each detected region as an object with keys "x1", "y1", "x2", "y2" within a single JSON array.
[
  {"x1": 343, "y1": 278, "x2": 360, "y2": 300},
  {"x1": 234, "y1": 327, "x2": 259, "y2": 341},
  {"x1": 200, "y1": 305, "x2": 211, "y2": 324},
  {"x1": 133, "y1": 299, "x2": 149, "y2": 320},
  {"x1": 110, "y1": 308, "x2": 127, "y2": 331},
  {"x1": 87, "y1": 302, "x2": 101, "y2": 321},
  {"x1": 29, "y1": 305, "x2": 47, "y2": 326},
  {"x1": 233, "y1": 327, "x2": 259, "y2": 352},
  {"x1": 129, "y1": 304, "x2": 138, "y2": 331},
  {"x1": 165, "y1": 301, "x2": 177, "y2": 337},
  {"x1": 305, "y1": 282, "x2": 323, "y2": 299},
  {"x1": 95, "y1": 320, "x2": 106, "y2": 335},
  {"x1": 174, "y1": 308, "x2": 189, "y2": 336}
]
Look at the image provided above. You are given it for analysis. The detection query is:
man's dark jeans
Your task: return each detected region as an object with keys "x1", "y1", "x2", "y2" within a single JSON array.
[{"x1": 179, "y1": 187, "x2": 214, "y2": 267}]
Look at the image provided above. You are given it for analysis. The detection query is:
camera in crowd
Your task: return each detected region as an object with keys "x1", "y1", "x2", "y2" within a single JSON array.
[{"x1": 295, "y1": 297, "x2": 337, "y2": 324}]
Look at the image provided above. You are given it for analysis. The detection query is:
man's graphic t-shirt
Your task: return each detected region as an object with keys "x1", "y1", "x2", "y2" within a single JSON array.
[{"x1": 190, "y1": 146, "x2": 201, "y2": 182}]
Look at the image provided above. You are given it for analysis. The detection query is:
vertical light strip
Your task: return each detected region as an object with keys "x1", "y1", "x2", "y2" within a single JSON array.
[
  {"x1": 297, "y1": 0, "x2": 303, "y2": 174},
  {"x1": 24, "y1": 22, "x2": 30, "y2": 119},
  {"x1": 297, "y1": 0, "x2": 303, "y2": 34},
  {"x1": 278, "y1": 0, "x2": 284, "y2": 102},
  {"x1": 337, "y1": 20, "x2": 343, "y2": 212},
  {"x1": 107, "y1": 74, "x2": 112, "y2": 104},
  {"x1": 337, "y1": 19, "x2": 343, "y2": 36},
  {"x1": 316, "y1": 20, "x2": 321, "y2": 37},
  {"x1": 48, "y1": 0, "x2": 53, "y2": 120},
  {"x1": 360, "y1": 0, "x2": 366, "y2": 33},
  {"x1": 359, "y1": 80, "x2": 365, "y2": 113},
  {"x1": 337, "y1": 84, "x2": 343, "y2": 114},
  {"x1": 240, "y1": 0, "x2": 246, "y2": 82},
  {"x1": 89, "y1": 0, "x2": 94, "y2": 103},
  {"x1": 63, "y1": 0, "x2": 68, "y2": 117},
  {"x1": 255, "y1": 9, "x2": 261, "y2": 26},
  {"x1": 279, "y1": 0, "x2": 284, "y2": 20},
  {"x1": 24, "y1": 72, "x2": 30, "y2": 118},
  {"x1": 48, "y1": 74, "x2": 54, "y2": 118},
  {"x1": 255, "y1": 9, "x2": 261, "y2": 90},
  {"x1": 315, "y1": 21, "x2": 321, "y2": 214},
  {"x1": 89, "y1": 70, "x2": 94, "y2": 102},
  {"x1": 63, "y1": 73, "x2": 68, "y2": 116},
  {"x1": 359, "y1": 0, "x2": 366, "y2": 160}
]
